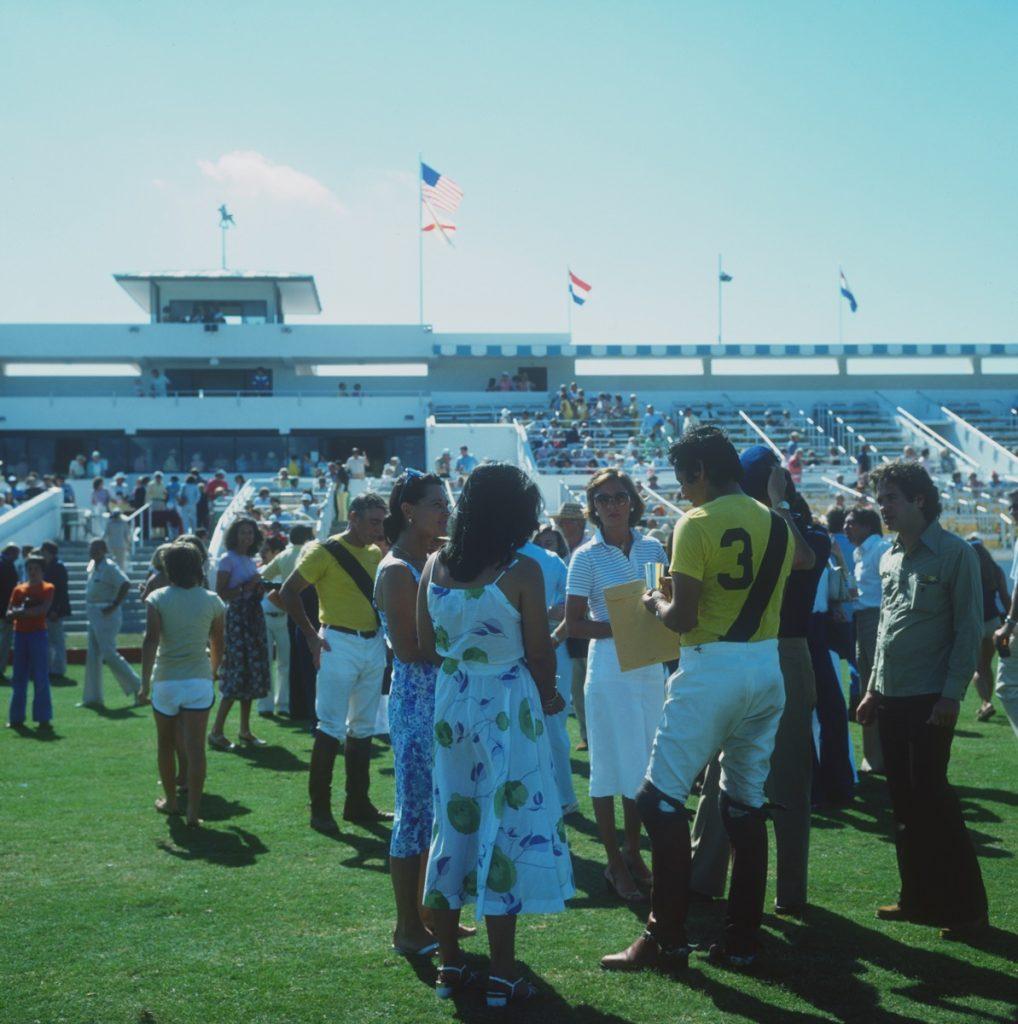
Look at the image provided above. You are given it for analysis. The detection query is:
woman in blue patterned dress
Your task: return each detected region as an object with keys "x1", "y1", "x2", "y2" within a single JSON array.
[
  {"x1": 417, "y1": 463, "x2": 574, "y2": 1008},
  {"x1": 375, "y1": 471, "x2": 450, "y2": 956}
]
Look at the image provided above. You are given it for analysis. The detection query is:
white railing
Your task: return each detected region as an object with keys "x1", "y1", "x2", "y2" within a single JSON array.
[
  {"x1": 737, "y1": 410, "x2": 782, "y2": 457},
  {"x1": 940, "y1": 406, "x2": 1018, "y2": 479},
  {"x1": 894, "y1": 406, "x2": 978, "y2": 468},
  {"x1": 0, "y1": 488, "x2": 63, "y2": 549},
  {"x1": 123, "y1": 502, "x2": 151, "y2": 556}
]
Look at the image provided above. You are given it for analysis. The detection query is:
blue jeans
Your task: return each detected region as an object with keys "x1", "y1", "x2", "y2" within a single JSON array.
[{"x1": 10, "y1": 630, "x2": 52, "y2": 725}]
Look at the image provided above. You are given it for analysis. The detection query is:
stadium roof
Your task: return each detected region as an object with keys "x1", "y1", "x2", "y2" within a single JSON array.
[{"x1": 113, "y1": 270, "x2": 322, "y2": 315}]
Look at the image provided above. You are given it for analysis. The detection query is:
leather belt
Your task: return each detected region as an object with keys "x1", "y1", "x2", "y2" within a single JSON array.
[{"x1": 325, "y1": 624, "x2": 379, "y2": 639}]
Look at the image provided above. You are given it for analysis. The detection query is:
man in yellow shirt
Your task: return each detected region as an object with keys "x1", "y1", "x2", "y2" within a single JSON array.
[
  {"x1": 603, "y1": 426, "x2": 813, "y2": 973},
  {"x1": 279, "y1": 493, "x2": 390, "y2": 835}
]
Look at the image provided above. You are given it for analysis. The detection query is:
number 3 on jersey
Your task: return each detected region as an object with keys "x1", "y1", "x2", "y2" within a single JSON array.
[{"x1": 718, "y1": 528, "x2": 754, "y2": 590}]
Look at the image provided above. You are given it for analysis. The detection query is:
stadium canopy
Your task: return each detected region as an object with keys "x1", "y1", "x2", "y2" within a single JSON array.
[{"x1": 113, "y1": 270, "x2": 322, "y2": 316}]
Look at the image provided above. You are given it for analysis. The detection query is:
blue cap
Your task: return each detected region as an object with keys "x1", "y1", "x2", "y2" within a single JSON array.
[{"x1": 739, "y1": 445, "x2": 780, "y2": 503}]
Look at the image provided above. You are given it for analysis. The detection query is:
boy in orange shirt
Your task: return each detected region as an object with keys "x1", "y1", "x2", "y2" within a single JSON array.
[{"x1": 6, "y1": 551, "x2": 54, "y2": 731}]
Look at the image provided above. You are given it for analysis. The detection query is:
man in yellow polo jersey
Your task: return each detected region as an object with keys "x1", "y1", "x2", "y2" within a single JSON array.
[
  {"x1": 603, "y1": 426, "x2": 814, "y2": 974},
  {"x1": 280, "y1": 492, "x2": 391, "y2": 835}
]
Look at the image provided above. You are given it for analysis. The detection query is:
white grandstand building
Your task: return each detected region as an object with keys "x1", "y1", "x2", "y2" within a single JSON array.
[{"x1": 2, "y1": 266, "x2": 1018, "y2": 627}]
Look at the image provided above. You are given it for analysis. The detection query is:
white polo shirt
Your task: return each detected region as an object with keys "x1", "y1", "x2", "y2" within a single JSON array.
[
  {"x1": 854, "y1": 533, "x2": 889, "y2": 610},
  {"x1": 566, "y1": 529, "x2": 667, "y2": 622}
]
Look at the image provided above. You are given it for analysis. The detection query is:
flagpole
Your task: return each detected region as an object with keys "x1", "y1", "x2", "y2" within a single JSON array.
[
  {"x1": 567, "y1": 268, "x2": 573, "y2": 341},
  {"x1": 717, "y1": 253, "x2": 722, "y2": 345},
  {"x1": 838, "y1": 268, "x2": 843, "y2": 345},
  {"x1": 418, "y1": 153, "x2": 424, "y2": 327}
]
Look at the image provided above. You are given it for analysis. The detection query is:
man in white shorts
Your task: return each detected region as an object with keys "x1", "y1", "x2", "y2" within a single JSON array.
[
  {"x1": 603, "y1": 426, "x2": 813, "y2": 973},
  {"x1": 280, "y1": 493, "x2": 391, "y2": 835}
]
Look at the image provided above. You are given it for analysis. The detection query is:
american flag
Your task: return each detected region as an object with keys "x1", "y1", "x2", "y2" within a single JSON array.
[{"x1": 421, "y1": 162, "x2": 463, "y2": 214}]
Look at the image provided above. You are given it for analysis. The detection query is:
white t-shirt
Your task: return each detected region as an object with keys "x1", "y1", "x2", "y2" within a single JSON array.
[{"x1": 345, "y1": 455, "x2": 366, "y2": 479}]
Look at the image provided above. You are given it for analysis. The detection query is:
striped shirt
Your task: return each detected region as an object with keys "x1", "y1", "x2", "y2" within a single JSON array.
[{"x1": 566, "y1": 529, "x2": 667, "y2": 622}]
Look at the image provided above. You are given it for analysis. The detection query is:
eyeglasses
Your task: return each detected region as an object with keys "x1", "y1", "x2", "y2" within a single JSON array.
[{"x1": 593, "y1": 492, "x2": 631, "y2": 507}]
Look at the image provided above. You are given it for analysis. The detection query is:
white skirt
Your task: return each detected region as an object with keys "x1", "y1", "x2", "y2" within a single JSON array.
[{"x1": 584, "y1": 637, "x2": 666, "y2": 799}]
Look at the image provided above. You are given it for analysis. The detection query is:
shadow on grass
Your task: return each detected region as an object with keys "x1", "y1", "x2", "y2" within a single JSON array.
[
  {"x1": 94, "y1": 704, "x2": 144, "y2": 720},
  {"x1": 158, "y1": 821, "x2": 268, "y2": 868},
  {"x1": 233, "y1": 743, "x2": 309, "y2": 773},
  {"x1": 198, "y1": 792, "x2": 253, "y2": 822},
  {"x1": 6, "y1": 724, "x2": 65, "y2": 742}
]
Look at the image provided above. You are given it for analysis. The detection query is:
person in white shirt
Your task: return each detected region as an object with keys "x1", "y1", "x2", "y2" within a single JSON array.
[
  {"x1": 845, "y1": 506, "x2": 889, "y2": 772},
  {"x1": 680, "y1": 407, "x2": 700, "y2": 435},
  {"x1": 87, "y1": 451, "x2": 108, "y2": 478},
  {"x1": 104, "y1": 511, "x2": 132, "y2": 571},
  {"x1": 345, "y1": 448, "x2": 367, "y2": 479},
  {"x1": 80, "y1": 540, "x2": 142, "y2": 708}
]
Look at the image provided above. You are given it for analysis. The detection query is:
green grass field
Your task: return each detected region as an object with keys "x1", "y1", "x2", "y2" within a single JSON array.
[{"x1": 3, "y1": 668, "x2": 1016, "y2": 1024}]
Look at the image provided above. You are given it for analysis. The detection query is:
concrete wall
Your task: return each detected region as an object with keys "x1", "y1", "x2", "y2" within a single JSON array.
[{"x1": 0, "y1": 489, "x2": 62, "y2": 549}]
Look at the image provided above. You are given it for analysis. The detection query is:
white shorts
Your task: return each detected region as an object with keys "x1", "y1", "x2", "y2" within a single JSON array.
[
  {"x1": 647, "y1": 639, "x2": 784, "y2": 808},
  {"x1": 316, "y1": 628, "x2": 387, "y2": 740},
  {"x1": 152, "y1": 677, "x2": 216, "y2": 717}
]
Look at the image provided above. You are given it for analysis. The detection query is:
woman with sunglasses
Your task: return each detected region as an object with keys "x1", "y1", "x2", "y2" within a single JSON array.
[
  {"x1": 565, "y1": 468, "x2": 667, "y2": 902},
  {"x1": 374, "y1": 470, "x2": 451, "y2": 956}
]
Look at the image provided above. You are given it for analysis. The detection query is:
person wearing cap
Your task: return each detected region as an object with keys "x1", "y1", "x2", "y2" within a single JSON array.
[
  {"x1": 279, "y1": 492, "x2": 392, "y2": 832},
  {"x1": 689, "y1": 445, "x2": 830, "y2": 920},
  {"x1": 550, "y1": 501, "x2": 591, "y2": 750},
  {"x1": 381, "y1": 456, "x2": 401, "y2": 480},
  {"x1": 87, "y1": 451, "x2": 108, "y2": 478}
]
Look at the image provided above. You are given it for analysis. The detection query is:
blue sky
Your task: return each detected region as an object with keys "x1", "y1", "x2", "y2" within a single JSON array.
[{"x1": 2, "y1": 1, "x2": 1016, "y2": 343}]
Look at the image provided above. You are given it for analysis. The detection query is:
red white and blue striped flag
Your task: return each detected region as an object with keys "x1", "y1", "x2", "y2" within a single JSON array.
[
  {"x1": 569, "y1": 270, "x2": 592, "y2": 306},
  {"x1": 421, "y1": 163, "x2": 463, "y2": 214}
]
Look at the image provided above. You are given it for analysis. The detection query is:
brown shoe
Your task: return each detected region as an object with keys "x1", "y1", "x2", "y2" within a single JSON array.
[
  {"x1": 876, "y1": 903, "x2": 931, "y2": 923},
  {"x1": 600, "y1": 931, "x2": 689, "y2": 973}
]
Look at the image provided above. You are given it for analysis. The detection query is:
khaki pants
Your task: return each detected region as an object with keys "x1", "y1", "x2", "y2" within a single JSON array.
[
  {"x1": 855, "y1": 606, "x2": 885, "y2": 771},
  {"x1": 83, "y1": 606, "x2": 141, "y2": 705},
  {"x1": 258, "y1": 612, "x2": 291, "y2": 714},
  {"x1": 690, "y1": 637, "x2": 816, "y2": 908},
  {"x1": 570, "y1": 656, "x2": 587, "y2": 742},
  {"x1": 47, "y1": 617, "x2": 67, "y2": 676}
]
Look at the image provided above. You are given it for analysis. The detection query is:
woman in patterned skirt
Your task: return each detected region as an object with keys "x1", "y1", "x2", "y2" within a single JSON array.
[
  {"x1": 375, "y1": 470, "x2": 450, "y2": 955},
  {"x1": 208, "y1": 517, "x2": 271, "y2": 750},
  {"x1": 418, "y1": 464, "x2": 574, "y2": 1008}
]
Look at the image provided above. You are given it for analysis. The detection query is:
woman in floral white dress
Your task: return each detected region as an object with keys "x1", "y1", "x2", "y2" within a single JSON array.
[{"x1": 417, "y1": 464, "x2": 574, "y2": 1009}]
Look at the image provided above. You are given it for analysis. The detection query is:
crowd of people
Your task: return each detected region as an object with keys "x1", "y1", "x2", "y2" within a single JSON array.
[{"x1": 4, "y1": 418, "x2": 1012, "y2": 1010}]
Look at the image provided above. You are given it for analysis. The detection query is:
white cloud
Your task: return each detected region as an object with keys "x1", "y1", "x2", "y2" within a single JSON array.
[{"x1": 197, "y1": 150, "x2": 345, "y2": 214}]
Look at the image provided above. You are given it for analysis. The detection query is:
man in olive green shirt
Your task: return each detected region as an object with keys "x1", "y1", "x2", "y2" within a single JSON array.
[{"x1": 857, "y1": 462, "x2": 987, "y2": 938}]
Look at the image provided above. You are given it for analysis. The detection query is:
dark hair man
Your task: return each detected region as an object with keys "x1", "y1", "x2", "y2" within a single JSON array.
[
  {"x1": 39, "y1": 541, "x2": 71, "y2": 683},
  {"x1": 279, "y1": 492, "x2": 391, "y2": 834},
  {"x1": 602, "y1": 427, "x2": 813, "y2": 973},
  {"x1": 856, "y1": 461, "x2": 987, "y2": 939}
]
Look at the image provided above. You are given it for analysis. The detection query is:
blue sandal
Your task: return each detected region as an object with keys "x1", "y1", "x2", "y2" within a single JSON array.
[
  {"x1": 435, "y1": 962, "x2": 478, "y2": 999},
  {"x1": 486, "y1": 975, "x2": 537, "y2": 1008}
]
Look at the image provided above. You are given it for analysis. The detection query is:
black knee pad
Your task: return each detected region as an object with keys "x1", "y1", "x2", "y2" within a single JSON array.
[
  {"x1": 719, "y1": 790, "x2": 767, "y2": 847},
  {"x1": 636, "y1": 779, "x2": 689, "y2": 829}
]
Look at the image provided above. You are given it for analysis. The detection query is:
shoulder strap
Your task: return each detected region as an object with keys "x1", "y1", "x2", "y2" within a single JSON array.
[
  {"x1": 492, "y1": 558, "x2": 519, "y2": 586},
  {"x1": 323, "y1": 540, "x2": 381, "y2": 626},
  {"x1": 720, "y1": 511, "x2": 790, "y2": 643}
]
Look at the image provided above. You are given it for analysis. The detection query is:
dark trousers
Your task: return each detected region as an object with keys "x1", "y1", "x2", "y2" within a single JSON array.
[
  {"x1": 288, "y1": 587, "x2": 320, "y2": 725},
  {"x1": 808, "y1": 613, "x2": 854, "y2": 806},
  {"x1": 827, "y1": 615, "x2": 860, "y2": 702},
  {"x1": 877, "y1": 694, "x2": 987, "y2": 925}
]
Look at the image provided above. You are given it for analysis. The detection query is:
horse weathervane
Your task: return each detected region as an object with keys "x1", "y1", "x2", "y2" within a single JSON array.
[{"x1": 218, "y1": 205, "x2": 235, "y2": 269}]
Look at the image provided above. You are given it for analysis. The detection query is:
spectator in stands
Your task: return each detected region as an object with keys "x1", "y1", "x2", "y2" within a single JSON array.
[
  {"x1": 352, "y1": 383, "x2": 362, "y2": 398},
  {"x1": 902, "y1": 445, "x2": 918, "y2": 462},
  {"x1": 148, "y1": 367, "x2": 170, "y2": 397},
  {"x1": 497, "y1": 371, "x2": 514, "y2": 391},
  {"x1": 22, "y1": 474, "x2": 44, "y2": 500},
  {"x1": 949, "y1": 470, "x2": 964, "y2": 490},
  {"x1": 989, "y1": 471, "x2": 1003, "y2": 492},
  {"x1": 0, "y1": 544, "x2": 21, "y2": 684},
  {"x1": 39, "y1": 541, "x2": 71, "y2": 682},
  {"x1": 205, "y1": 470, "x2": 230, "y2": 502},
  {"x1": 574, "y1": 390, "x2": 589, "y2": 422},
  {"x1": 939, "y1": 449, "x2": 956, "y2": 475},
  {"x1": 785, "y1": 432, "x2": 801, "y2": 458},
  {"x1": 139, "y1": 541, "x2": 225, "y2": 827},
  {"x1": 845, "y1": 506, "x2": 888, "y2": 772},
  {"x1": 337, "y1": 382, "x2": 349, "y2": 397},
  {"x1": 88, "y1": 451, "x2": 108, "y2": 477},
  {"x1": 110, "y1": 473, "x2": 130, "y2": 509},
  {"x1": 68, "y1": 454, "x2": 87, "y2": 479},
  {"x1": 967, "y1": 470, "x2": 983, "y2": 489},
  {"x1": 80, "y1": 539, "x2": 142, "y2": 709},
  {"x1": 534, "y1": 525, "x2": 569, "y2": 559},
  {"x1": 680, "y1": 407, "x2": 700, "y2": 435},
  {"x1": 919, "y1": 448, "x2": 933, "y2": 474},
  {"x1": 381, "y1": 456, "x2": 401, "y2": 479},
  {"x1": 5, "y1": 550, "x2": 54, "y2": 732},
  {"x1": 968, "y1": 537, "x2": 1009, "y2": 723},
  {"x1": 250, "y1": 366, "x2": 271, "y2": 393},
  {"x1": 208, "y1": 517, "x2": 272, "y2": 750},
  {"x1": 787, "y1": 449, "x2": 804, "y2": 486},
  {"x1": 640, "y1": 405, "x2": 665, "y2": 438},
  {"x1": 565, "y1": 469, "x2": 666, "y2": 903},
  {"x1": 455, "y1": 445, "x2": 478, "y2": 481},
  {"x1": 345, "y1": 447, "x2": 367, "y2": 480}
]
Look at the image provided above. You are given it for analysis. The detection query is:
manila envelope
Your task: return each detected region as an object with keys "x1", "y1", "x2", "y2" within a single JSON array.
[{"x1": 604, "y1": 579, "x2": 680, "y2": 672}]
